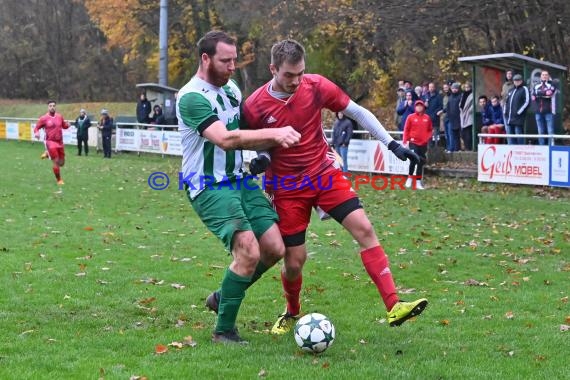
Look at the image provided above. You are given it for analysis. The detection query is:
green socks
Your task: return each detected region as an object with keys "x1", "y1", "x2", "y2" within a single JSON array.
[{"x1": 215, "y1": 269, "x2": 251, "y2": 333}]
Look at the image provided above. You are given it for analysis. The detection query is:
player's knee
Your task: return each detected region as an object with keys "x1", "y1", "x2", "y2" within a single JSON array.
[
  {"x1": 354, "y1": 220, "x2": 376, "y2": 242},
  {"x1": 264, "y1": 241, "x2": 285, "y2": 264},
  {"x1": 284, "y1": 252, "x2": 306, "y2": 275},
  {"x1": 233, "y1": 232, "x2": 261, "y2": 267}
]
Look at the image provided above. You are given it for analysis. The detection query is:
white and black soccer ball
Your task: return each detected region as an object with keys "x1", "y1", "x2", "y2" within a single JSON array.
[{"x1": 294, "y1": 313, "x2": 335, "y2": 354}]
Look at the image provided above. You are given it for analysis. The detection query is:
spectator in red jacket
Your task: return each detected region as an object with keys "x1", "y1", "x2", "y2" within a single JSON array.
[{"x1": 403, "y1": 100, "x2": 432, "y2": 189}]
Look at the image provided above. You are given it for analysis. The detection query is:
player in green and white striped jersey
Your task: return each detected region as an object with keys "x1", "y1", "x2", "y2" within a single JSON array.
[{"x1": 176, "y1": 31, "x2": 300, "y2": 344}]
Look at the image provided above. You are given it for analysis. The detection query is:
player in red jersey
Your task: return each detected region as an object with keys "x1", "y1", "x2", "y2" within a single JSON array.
[
  {"x1": 240, "y1": 39, "x2": 428, "y2": 333},
  {"x1": 34, "y1": 100, "x2": 70, "y2": 185}
]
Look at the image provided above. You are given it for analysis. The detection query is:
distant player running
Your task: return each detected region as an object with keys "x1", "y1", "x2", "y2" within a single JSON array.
[
  {"x1": 208, "y1": 39, "x2": 428, "y2": 333},
  {"x1": 34, "y1": 100, "x2": 69, "y2": 185}
]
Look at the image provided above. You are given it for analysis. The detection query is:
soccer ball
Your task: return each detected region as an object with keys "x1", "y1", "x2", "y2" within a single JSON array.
[{"x1": 294, "y1": 313, "x2": 335, "y2": 354}]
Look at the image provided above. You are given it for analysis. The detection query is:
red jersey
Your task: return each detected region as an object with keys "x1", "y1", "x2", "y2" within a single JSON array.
[
  {"x1": 34, "y1": 112, "x2": 69, "y2": 143},
  {"x1": 243, "y1": 74, "x2": 350, "y2": 179},
  {"x1": 403, "y1": 112, "x2": 432, "y2": 146}
]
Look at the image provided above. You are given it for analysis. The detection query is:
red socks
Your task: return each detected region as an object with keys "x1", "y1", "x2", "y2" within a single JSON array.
[
  {"x1": 360, "y1": 246, "x2": 399, "y2": 311},
  {"x1": 281, "y1": 271, "x2": 302, "y2": 316},
  {"x1": 53, "y1": 166, "x2": 61, "y2": 181}
]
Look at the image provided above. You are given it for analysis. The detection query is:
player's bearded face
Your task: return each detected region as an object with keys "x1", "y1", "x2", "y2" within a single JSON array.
[
  {"x1": 48, "y1": 103, "x2": 56, "y2": 115},
  {"x1": 206, "y1": 42, "x2": 237, "y2": 87},
  {"x1": 272, "y1": 60, "x2": 305, "y2": 94}
]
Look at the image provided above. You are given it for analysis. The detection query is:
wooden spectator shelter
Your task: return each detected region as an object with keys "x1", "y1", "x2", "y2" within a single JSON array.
[
  {"x1": 136, "y1": 82, "x2": 179, "y2": 125},
  {"x1": 458, "y1": 53, "x2": 567, "y2": 147}
]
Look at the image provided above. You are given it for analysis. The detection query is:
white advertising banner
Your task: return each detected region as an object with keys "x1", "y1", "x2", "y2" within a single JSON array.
[
  {"x1": 62, "y1": 126, "x2": 78, "y2": 146},
  {"x1": 6, "y1": 122, "x2": 19, "y2": 140},
  {"x1": 347, "y1": 140, "x2": 409, "y2": 175},
  {"x1": 116, "y1": 128, "x2": 139, "y2": 152},
  {"x1": 116, "y1": 128, "x2": 183, "y2": 156},
  {"x1": 478, "y1": 144, "x2": 549, "y2": 185},
  {"x1": 159, "y1": 130, "x2": 182, "y2": 155}
]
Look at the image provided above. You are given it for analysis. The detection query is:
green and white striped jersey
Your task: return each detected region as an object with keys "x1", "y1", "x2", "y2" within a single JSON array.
[{"x1": 177, "y1": 77, "x2": 244, "y2": 200}]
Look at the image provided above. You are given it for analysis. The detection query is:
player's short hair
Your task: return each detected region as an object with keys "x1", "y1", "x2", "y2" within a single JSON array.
[
  {"x1": 197, "y1": 31, "x2": 235, "y2": 60},
  {"x1": 47, "y1": 100, "x2": 56, "y2": 105},
  {"x1": 271, "y1": 39, "x2": 305, "y2": 69}
]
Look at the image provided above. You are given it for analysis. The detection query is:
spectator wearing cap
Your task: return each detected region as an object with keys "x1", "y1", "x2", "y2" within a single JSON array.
[
  {"x1": 402, "y1": 100, "x2": 432, "y2": 190},
  {"x1": 459, "y1": 82, "x2": 474, "y2": 150},
  {"x1": 531, "y1": 70, "x2": 557, "y2": 145},
  {"x1": 74, "y1": 108, "x2": 92, "y2": 156},
  {"x1": 403, "y1": 80, "x2": 419, "y2": 101},
  {"x1": 98, "y1": 109, "x2": 114, "y2": 158},
  {"x1": 504, "y1": 74, "x2": 530, "y2": 145},
  {"x1": 396, "y1": 90, "x2": 415, "y2": 132},
  {"x1": 395, "y1": 87, "x2": 406, "y2": 129},
  {"x1": 422, "y1": 82, "x2": 444, "y2": 146},
  {"x1": 445, "y1": 82, "x2": 462, "y2": 152}
]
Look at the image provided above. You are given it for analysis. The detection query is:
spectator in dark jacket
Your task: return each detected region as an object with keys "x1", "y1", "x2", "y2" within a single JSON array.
[
  {"x1": 74, "y1": 108, "x2": 91, "y2": 156},
  {"x1": 504, "y1": 74, "x2": 530, "y2": 145},
  {"x1": 136, "y1": 93, "x2": 152, "y2": 124},
  {"x1": 423, "y1": 82, "x2": 444, "y2": 145},
  {"x1": 397, "y1": 90, "x2": 415, "y2": 132},
  {"x1": 98, "y1": 109, "x2": 114, "y2": 158},
  {"x1": 331, "y1": 111, "x2": 353, "y2": 172},
  {"x1": 150, "y1": 105, "x2": 166, "y2": 125},
  {"x1": 445, "y1": 83, "x2": 462, "y2": 152}
]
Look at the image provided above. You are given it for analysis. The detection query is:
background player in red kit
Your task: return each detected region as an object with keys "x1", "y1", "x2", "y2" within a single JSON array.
[
  {"x1": 34, "y1": 100, "x2": 69, "y2": 185},
  {"x1": 238, "y1": 39, "x2": 428, "y2": 333}
]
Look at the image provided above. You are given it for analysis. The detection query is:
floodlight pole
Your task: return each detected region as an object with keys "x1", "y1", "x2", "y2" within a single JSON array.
[{"x1": 158, "y1": 0, "x2": 168, "y2": 86}]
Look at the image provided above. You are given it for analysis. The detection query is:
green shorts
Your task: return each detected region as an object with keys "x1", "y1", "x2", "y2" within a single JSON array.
[{"x1": 189, "y1": 181, "x2": 278, "y2": 252}]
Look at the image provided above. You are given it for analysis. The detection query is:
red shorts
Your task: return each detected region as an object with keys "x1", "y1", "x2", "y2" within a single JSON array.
[
  {"x1": 269, "y1": 168, "x2": 358, "y2": 237},
  {"x1": 46, "y1": 141, "x2": 65, "y2": 161}
]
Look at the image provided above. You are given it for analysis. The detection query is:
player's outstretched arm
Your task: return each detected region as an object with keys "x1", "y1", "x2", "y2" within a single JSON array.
[
  {"x1": 202, "y1": 121, "x2": 300, "y2": 151},
  {"x1": 342, "y1": 100, "x2": 419, "y2": 163}
]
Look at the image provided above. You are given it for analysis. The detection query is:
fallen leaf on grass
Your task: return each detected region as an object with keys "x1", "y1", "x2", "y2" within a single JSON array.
[
  {"x1": 505, "y1": 311, "x2": 515, "y2": 319},
  {"x1": 138, "y1": 297, "x2": 156, "y2": 305},
  {"x1": 183, "y1": 336, "x2": 197, "y2": 347},
  {"x1": 139, "y1": 278, "x2": 164, "y2": 285},
  {"x1": 440, "y1": 319, "x2": 450, "y2": 326},
  {"x1": 171, "y1": 283, "x2": 185, "y2": 290},
  {"x1": 155, "y1": 344, "x2": 168, "y2": 354},
  {"x1": 560, "y1": 325, "x2": 569, "y2": 332},
  {"x1": 130, "y1": 375, "x2": 148, "y2": 380},
  {"x1": 258, "y1": 369, "x2": 267, "y2": 377},
  {"x1": 83, "y1": 226, "x2": 94, "y2": 231}
]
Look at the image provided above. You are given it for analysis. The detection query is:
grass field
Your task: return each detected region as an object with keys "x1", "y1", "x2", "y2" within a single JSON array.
[{"x1": 0, "y1": 139, "x2": 568, "y2": 380}]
